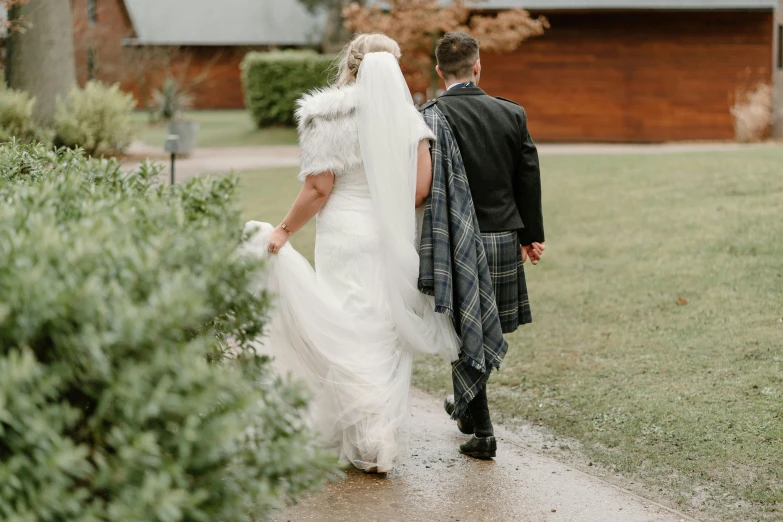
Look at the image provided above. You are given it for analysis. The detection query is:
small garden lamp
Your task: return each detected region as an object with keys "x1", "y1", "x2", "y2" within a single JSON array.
[{"x1": 164, "y1": 134, "x2": 180, "y2": 185}]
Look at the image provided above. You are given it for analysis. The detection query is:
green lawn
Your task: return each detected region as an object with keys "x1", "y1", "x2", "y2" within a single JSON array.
[
  {"x1": 131, "y1": 110, "x2": 298, "y2": 148},
  {"x1": 240, "y1": 168, "x2": 317, "y2": 260},
  {"x1": 236, "y1": 148, "x2": 783, "y2": 521}
]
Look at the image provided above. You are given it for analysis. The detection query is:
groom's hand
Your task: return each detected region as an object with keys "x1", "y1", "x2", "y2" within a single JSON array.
[{"x1": 521, "y1": 242, "x2": 545, "y2": 265}]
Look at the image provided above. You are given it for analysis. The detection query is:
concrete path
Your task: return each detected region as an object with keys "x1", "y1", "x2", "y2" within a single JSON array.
[
  {"x1": 123, "y1": 141, "x2": 781, "y2": 182},
  {"x1": 120, "y1": 141, "x2": 726, "y2": 519},
  {"x1": 278, "y1": 391, "x2": 694, "y2": 522},
  {"x1": 122, "y1": 142, "x2": 300, "y2": 182}
]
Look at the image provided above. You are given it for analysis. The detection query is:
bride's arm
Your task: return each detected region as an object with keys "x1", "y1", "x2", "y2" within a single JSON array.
[
  {"x1": 415, "y1": 140, "x2": 432, "y2": 208},
  {"x1": 267, "y1": 173, "x2": 335, "y2": 254}
]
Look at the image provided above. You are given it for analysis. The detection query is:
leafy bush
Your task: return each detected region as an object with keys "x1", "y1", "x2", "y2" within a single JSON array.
[
  {"x1": 151, "y1": 77, "x2": 194, "y2": 122},
  {"x1": 0, "y1": 143, "x2": 336, "y2": 521},
  {"x1": 0, "y1": 85, "x2": 51, "y2": 144},
  {"x1": 54, "y1": 80, "x2": 136, "y2": 155},
  {"x1": 241, "y1": 50, "x2": 334, "y2": 127}
]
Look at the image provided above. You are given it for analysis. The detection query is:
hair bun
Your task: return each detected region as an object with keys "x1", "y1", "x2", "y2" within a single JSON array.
[
  {"x1": 349, "y1": 49, "x2": 365, "y2": 71},
  {"x1": 335, "y1": 33, "x2": 401, "y2": 85}
]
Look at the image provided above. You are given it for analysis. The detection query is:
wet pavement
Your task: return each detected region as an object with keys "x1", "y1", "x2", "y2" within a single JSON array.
[{"x1": 278, "y1": 391, "x2": 694, "y2": 522}]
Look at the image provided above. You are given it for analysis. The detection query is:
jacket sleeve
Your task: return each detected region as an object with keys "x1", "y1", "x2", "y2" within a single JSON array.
[{"x1": 514, "y1": 109, "x2": 545, "y2": 245}]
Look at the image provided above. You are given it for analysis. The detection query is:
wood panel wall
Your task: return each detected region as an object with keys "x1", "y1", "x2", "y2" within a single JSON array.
[{"x1": 479, "y1": 10, "x2": 774, "y2": 142}]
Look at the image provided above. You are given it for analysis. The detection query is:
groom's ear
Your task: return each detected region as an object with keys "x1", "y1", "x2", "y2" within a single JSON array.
[
  {"x1": 436, "y1": 65, "x2": 445, "y2": 80},
  {"x1": 474, "y1": 59, "x2": 481, "y2": 76}
]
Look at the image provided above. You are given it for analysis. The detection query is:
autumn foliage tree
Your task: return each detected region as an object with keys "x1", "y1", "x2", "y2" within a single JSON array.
[{"x1": 343, "y1": 0, "x2": 548, "y2": 98}]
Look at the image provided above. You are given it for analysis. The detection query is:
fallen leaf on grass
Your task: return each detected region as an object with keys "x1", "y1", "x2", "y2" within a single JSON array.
[{"x1": 676, "y1": 297, "x2": 688, "y2": 305}]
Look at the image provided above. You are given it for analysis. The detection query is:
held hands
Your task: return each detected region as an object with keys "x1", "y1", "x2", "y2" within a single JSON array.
[
  {"x1": 521, "y1": 242, "x2": 545, "y2": 265},
  {"x1": 267, "y1": 225, "x2": 291, "y2": 255}
]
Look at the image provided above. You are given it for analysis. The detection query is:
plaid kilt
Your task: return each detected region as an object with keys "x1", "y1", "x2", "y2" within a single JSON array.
[{"x1": 481, "y1": 231, "x2": 532, "y2": 333}]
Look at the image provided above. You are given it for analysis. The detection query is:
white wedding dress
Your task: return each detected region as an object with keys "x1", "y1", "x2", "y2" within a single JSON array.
[{"x1": 243, "y1": 53, "x2": 459, "y2": 471}]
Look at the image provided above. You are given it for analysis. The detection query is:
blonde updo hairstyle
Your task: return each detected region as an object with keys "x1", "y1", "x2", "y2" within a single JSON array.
[{"x1": 334, "y1": 33, "x2": 401, "y2": 86}]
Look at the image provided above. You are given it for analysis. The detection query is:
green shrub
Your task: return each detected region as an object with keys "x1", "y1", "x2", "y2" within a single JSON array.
[
  {"x1": 54, "y1": 80, "x2": 136, "y2": 155},
  {"x1": 241, "y1": 50, "x2": 334, "y2": 127},
  {"x1": 0, "y1": 143, "x2": 337, "y2": 521},
  {"x1": 0, "y1": 86, "x2": 51, "y2": 144}
]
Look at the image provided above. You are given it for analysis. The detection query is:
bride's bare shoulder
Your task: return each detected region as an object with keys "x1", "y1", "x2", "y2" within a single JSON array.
[{"x1": 295, "y1": 84, "x2": 357, "y2": 130}]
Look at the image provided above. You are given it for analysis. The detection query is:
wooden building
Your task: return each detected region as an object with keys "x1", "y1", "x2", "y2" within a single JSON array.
[
  {"x1": 479, "y1": 0, "x2": 781, "y2": 142},
  {"x1": 71, "y1": 0, "x2": 782, "y2": 142}
]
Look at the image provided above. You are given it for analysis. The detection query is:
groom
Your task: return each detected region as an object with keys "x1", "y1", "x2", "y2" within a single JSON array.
[{"x1": 420, "y1": 32, "x2": 545, "y2": 457}]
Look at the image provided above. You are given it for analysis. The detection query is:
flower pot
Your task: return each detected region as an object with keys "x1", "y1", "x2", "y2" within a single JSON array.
[{"x1": 167, "y1": 120, "x2": 201, "y2": 156}]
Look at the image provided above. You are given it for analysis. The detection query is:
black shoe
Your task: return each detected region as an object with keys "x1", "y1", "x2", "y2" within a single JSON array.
[
  {"x1": 443, "y1": 395, "x2": 475, "y2": 435},
  {"x1": 459, "y1": 435, "x2": 497, "y2": 459}
]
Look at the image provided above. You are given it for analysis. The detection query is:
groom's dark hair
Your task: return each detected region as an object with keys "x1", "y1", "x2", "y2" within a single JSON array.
[{"x1": 436, "y1": 32, "x2": 480, "y2": 79}]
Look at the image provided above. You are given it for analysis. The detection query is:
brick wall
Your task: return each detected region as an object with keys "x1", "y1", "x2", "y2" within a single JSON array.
[
  {"x1": 71, "y1": 0, "x2": 135, "y2": 88},
  {"x1": 774, "y1": 1, "x2": 783, "y2": 137},
  {"x1": 70, "y1": 0, "x2": 262, "y2": 109}
]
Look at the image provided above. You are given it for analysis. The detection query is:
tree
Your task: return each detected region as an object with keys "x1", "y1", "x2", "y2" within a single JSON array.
[
  {"x1": 299, "y1": 0, "x2": 364, "y2": 53},
  {"x1": 343, "y1": 0, "x2": 549, "y2": 98},
  {"x1": 5, "y1": 0, "x2": 77, "y2": 123}
]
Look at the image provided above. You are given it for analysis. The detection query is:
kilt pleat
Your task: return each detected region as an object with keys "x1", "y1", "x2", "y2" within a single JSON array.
[{"x1": 480, "y1": 231, "x2": 532, "y2": 333}]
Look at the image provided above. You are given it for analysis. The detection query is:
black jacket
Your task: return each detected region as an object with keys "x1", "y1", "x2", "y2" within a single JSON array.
[{"x1": 420, "y1": 86, "x2": 544, "y2": 245}]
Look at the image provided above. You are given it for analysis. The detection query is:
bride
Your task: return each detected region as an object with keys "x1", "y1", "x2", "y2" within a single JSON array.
[{"x1": 243, "y1": 34, "x2": 459, "y2": 473}]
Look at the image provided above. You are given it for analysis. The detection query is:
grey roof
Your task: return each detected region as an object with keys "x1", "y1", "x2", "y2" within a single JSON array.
[
  {"x1": 474, "y1": 0, "x2": 778, "y2": 8},
  {"x1": 123, "y1": 0, "x2": 778, "y2": 47},
  {"x1": 123, "y1": 0, "x2": 324, "y2": 46},
  {"x1": 367, "y1": 0, "x2": 777, "y2": 8}
]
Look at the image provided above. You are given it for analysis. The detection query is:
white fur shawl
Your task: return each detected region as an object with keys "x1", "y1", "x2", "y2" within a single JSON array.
[
  {"x1": 294, "y1": 84, "x2": 435, "y2": 181},
  {"x1": 295, "y1": 85, "x2": 362, "y2": 180}
]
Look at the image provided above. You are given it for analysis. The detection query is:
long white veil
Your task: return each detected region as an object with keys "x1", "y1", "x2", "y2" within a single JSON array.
[
  {"x1": 241, "y1": 53, "x2": 458, "y2": 471},
  {"x1": 356, "y1": 52, "x2": 459, "y2": 360}
]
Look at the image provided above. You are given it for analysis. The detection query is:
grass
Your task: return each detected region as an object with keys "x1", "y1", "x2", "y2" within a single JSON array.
[
  {"x1": 235, "y1": 148, "x2": 783, "y2": 521},
  {"x1": 239, "y1": 168, "x2": 317, "y2": 259},
  {"x1": 131, "y1": 110, "x2": 298, "y2": 149}
]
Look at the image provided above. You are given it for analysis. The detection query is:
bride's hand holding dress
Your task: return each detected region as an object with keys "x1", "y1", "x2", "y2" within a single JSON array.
[{"x1": 266, "y1": 173, "x2": 335, "y2": 254}]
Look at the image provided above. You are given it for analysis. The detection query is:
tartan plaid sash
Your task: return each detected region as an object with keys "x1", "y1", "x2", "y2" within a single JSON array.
[{"x1": 418, "y1": 104, "x2": 508, "y2": 420}]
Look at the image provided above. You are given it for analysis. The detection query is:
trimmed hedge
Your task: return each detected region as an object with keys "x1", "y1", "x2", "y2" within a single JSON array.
[
  {"x1": 241, "y1": 50, "x2": 334, "y2": 128},
  {"x1": 0, "y1": 143, "x2": 336, "y2": 521}
]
